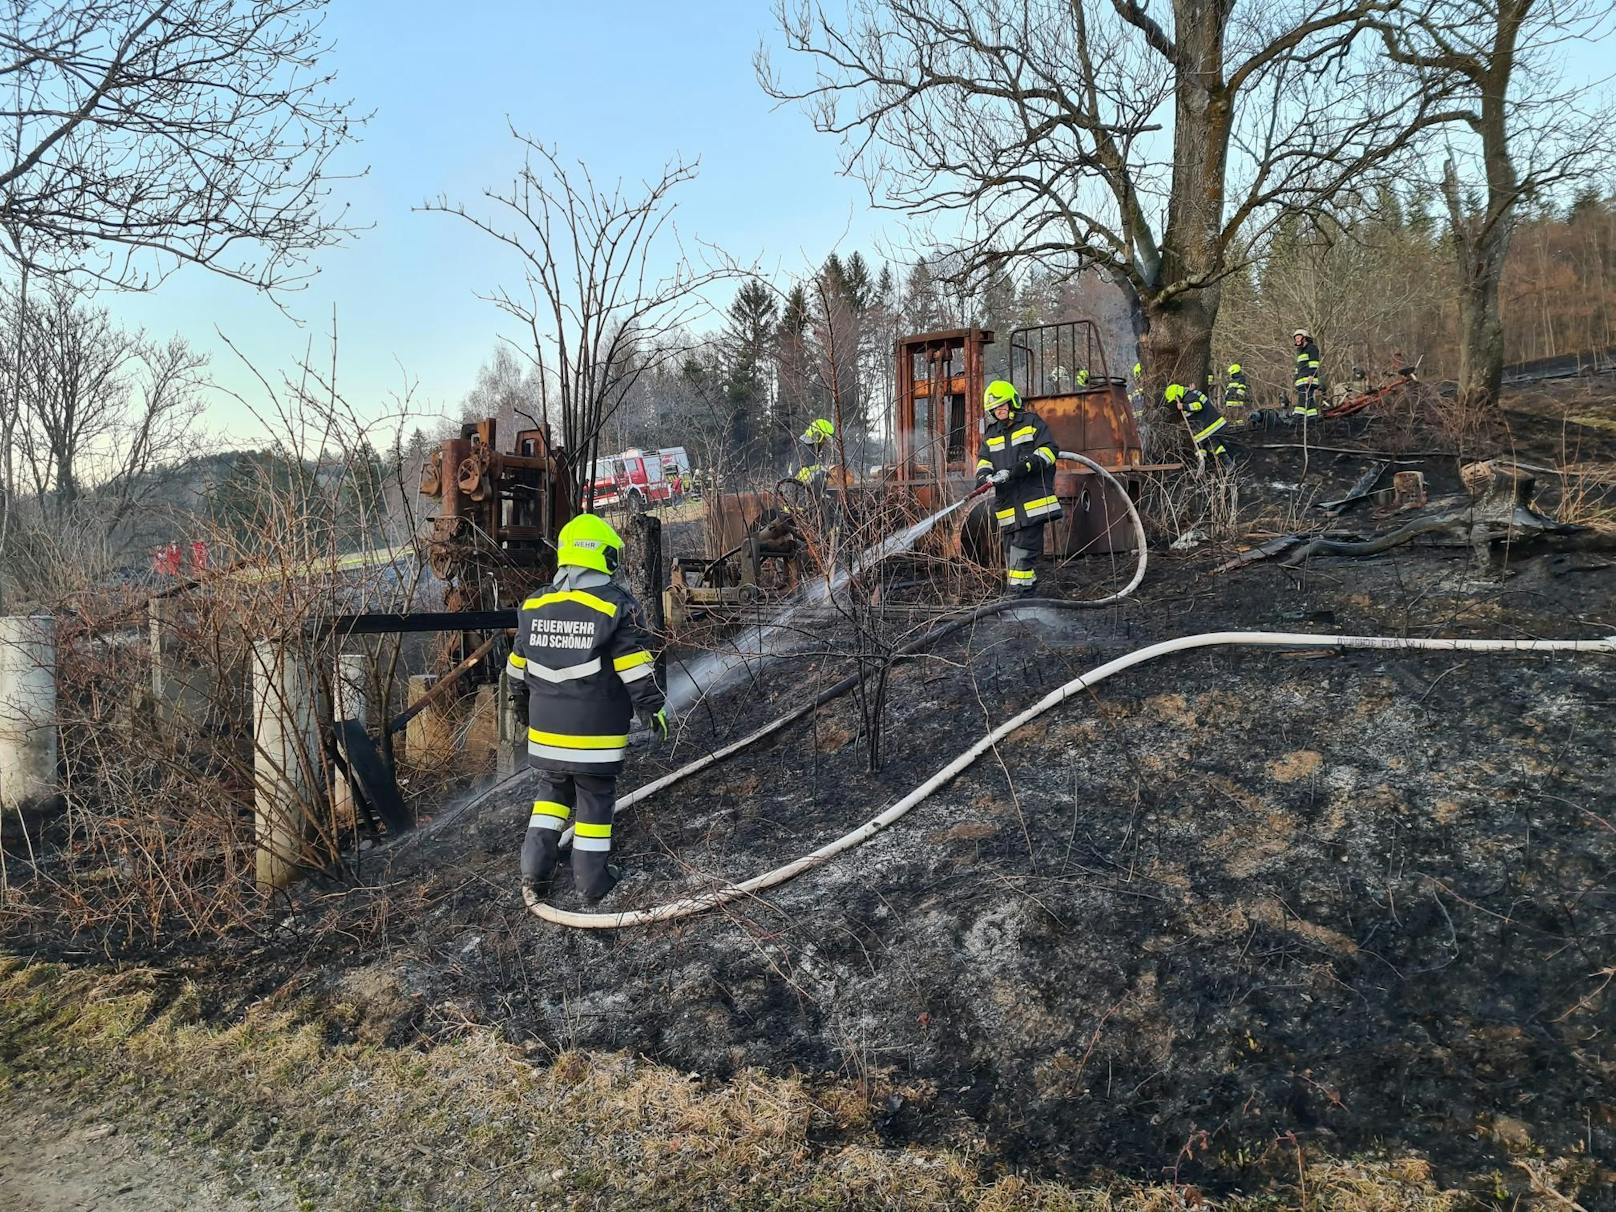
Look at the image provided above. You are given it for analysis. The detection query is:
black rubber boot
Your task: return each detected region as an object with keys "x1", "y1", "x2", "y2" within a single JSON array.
[{"x1": 579, "y1": 863, "x2": 622, "y2": 904}]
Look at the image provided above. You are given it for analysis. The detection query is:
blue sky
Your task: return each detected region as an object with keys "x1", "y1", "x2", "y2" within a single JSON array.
[{"x1": 110, "y1": 0, "x2": 897, "y2": 445}]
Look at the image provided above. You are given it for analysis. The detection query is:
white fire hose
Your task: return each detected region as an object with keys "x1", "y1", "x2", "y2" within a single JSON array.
[
  {"x1": 527, "y1": 454, "x2": 1146, "y2": 863},
  {"x1": 526, "y1": 630, "x2": 1616, "y2": 929}
]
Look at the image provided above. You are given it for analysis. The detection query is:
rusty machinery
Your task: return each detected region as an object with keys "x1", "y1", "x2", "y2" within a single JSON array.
[
  {"x1": 418, "y1": 416, "x2": 574, "y2": 662},
  {"x1": 664, "y1": 318, "x2": 1172, "y2": 634},
  {"x1": 663, "y1": 514, "x2": 802, "y2": 631},
  {"x1": 894, "y1": 321, "x2": 1175, "y2": 560}
]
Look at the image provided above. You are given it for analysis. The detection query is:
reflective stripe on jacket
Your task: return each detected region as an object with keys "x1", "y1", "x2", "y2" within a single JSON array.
[
  {"x1": 507, "y1": 572, "x2": 664, "y2": 775},
  {"x1": 1226, "y1": 369, "x2": 1250, "y2": 403},
  {"x1": 1294, "y1": 340, "x2": 1320, "y2": 387},
  {"x1": 1178, "y1": 389, "x2": 1228, "y2": 446},
  {"x1": 977, "y1": 408, "x2": 1063, "y2": 530}
]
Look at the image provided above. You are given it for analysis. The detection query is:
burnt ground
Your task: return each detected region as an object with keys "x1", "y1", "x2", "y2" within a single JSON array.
[{"x1": 8, "y1": 378, "x2": 1616, "y2": 1207}]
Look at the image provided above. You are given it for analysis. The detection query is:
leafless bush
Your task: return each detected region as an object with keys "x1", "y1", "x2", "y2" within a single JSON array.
[
  {"x1": 1, "y1": 337, "x2": 440, "y2": 944},
  {"x1": 1140, "y1": 462, "x2": 1247, "y2": 546}
]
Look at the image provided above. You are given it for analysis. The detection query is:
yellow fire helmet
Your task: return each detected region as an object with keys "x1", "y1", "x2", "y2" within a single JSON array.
[
  {"x1": 556, "y1": 512, "x2": 623, "y2": 575},
  {"x1": 983, "y1": 379, "x2": 1021, "y2": 414},
  {"x1": 1164, "y1": 383, "x2": 1186, "y2": 403},
  {"x1": 801, "y1": 417, "x2": 834, "y2": 442},
  {"x1": 1228, "y1": 363, "x2": 1242, "y2": 375}
]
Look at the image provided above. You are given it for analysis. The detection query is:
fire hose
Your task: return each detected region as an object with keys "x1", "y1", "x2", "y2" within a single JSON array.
[
  {"x1": 525, "y1": 631, "x2": 1616, "y2": 929},
  {"x1": 508, "y1": 454, "x2": 1144, "y2": 869}
]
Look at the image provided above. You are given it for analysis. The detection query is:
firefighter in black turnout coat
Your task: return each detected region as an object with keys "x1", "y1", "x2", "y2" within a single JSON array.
[
  {"x1": 506, "y1": 513, "x2": 668, "y2": 901},
  {"x1": 975, "y1": 379, "x2": 1063, "y2": 595}
]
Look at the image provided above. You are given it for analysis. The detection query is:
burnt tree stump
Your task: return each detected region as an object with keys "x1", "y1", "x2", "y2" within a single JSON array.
[{"x1": 624, "y1": 513, "x2": 665, "y2": 636}]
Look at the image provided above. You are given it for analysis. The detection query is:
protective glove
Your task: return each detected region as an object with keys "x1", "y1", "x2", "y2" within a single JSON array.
[
  {"x1": 1018, "y1": 458, "x2": 1040, "y2": 478},
  {"x1": 646, "y1": 706, "x2": 671, "y2": 742},
  {"x1": 990, "y1": 468, "x2": 1012, "y2": 485}
]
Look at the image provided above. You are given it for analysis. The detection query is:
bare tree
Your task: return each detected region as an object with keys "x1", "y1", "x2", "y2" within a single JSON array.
[
  {"x1": 11, "y1": 282, "x2": 138, "y2": 520},
  {"x1": 0, "y1": 0, "x2": 362, "y2": 293},
  {"x1": 761, "y1": 0, "x2": 1461, "y2": 450},
  {"x1": 1375, "y1": 0, "x2": 1613, "y2": 409},
  {"x1": 419, "y1": 133, "x2": 736, "y2": 505},
  {"x1": 0, "y1": 283, "x2": 207, "y2": 598}
]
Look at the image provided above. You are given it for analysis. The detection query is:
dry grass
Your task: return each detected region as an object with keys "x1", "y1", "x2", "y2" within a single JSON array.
[{"x1": 0, "y1": 956, "x2": 1486, "y2": 1211}]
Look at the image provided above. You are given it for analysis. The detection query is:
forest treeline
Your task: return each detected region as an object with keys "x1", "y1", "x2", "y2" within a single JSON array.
[{"x1": 578, "y1": 187, "x2": 1616, "y2": 477}]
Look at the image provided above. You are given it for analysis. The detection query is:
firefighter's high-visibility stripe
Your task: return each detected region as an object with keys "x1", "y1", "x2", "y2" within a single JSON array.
[
  {"x1": 614, "y1": 650, "x2": 655, "y2": 683},
  {"x1": 529, "y1": 800, "x2": 571, "y2": 831},
  {"x1": 995, "y1": 505, "x2": 1017, "y2": 527},
  {"x1": 506, "y1": 653, "x2": 527, "y2": 682},
  {"x1": 1192, "y1": 416, "x2": 1227, "y2": 442},
  {"x1": 521, "y1": 589, "x2": 619, "y2": 618},
  {"x1": 1292, "y1": 405, "x2": 1319, "y2": 417},
  {"x1": 1022, "y1": 495, "x2": 1062, "y2": 520},
  {"x1": 1035, "y1": 445, "x2": 1056, "y2": 464},
  {"x1": 575, "y1": 821, "x2": 612, "y2": 839},
  {"x1": 1006, "y1": 567, "x2": 1036, "y2": 582},
  {"x1": 975, "y1": 458, "x2": 993, "y2": 472},
  {"x1": 529, "y1": 728, "x2": 628, "y2": 750},
  {"x1": 573, "y1": 834, "x2": 611, "y2": 852},
  {"x1": 1011, "y1": 425, "x2": 1038, "y2": 445},
  {"x1": 527, "y1": 727, "x2": 627, "y2": 763},
  {"x1": 985, "y1": 435, "x2": 1006, "y2": 450},
  {"x1": 529, "y1": 741, "x2": 625, "y2": 764},
  {"x1": 525, "y1": 657, "x2": 603, "y2": 683}
]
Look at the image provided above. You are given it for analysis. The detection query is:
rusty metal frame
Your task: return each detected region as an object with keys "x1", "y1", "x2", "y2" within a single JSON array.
[{"x1": 893, "y1": 326, "x2": 993, "y2": 502}]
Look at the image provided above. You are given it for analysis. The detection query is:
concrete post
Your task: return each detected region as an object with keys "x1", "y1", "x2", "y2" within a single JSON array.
[
  {"x1": 403, "y1": 674, "x2": 455, "y2": 769},
  {"x1": 496, "y1": 669, "x2": 522, "y2": 777},
  {"x1": 251, "y1": 639, "x2": 322, "y2": 892},
  {"x1": 0, "y1": 615, "x2": 57, "y2": 812},
  {"x1": 149, "y1": 596, "x2": 218, "y2": 734},
  {"x1": 331, "y1": 651, "x2": 369, "y2": 830}
]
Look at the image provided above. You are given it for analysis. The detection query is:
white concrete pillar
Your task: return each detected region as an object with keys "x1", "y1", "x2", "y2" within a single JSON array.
[
  {"x1": 149, "y1": 597, "x2": 218, "y2": 734},
  {"x1": 331, "y1": 651, "x2": 369, "y2": 830},
  {"x1": 334, "y1": 651, "x2": 369, "y2": 724},
  {"x1": 496, "y1": 668, "x2": 522, "y2": 778},
  {"x1": 0, "y1": 615, "x2": 57, "y2": 811},
  {"x1": 251, "y1": 639, "x2": 322, "y2": 892}
]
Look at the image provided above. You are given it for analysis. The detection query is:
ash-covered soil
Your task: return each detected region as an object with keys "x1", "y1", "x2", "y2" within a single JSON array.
[{"x1": 11, "y1": 383, "x2": 1616, "y2": 1205}]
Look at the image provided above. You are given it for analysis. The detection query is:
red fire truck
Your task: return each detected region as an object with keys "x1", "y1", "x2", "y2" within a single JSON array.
[{"x1": 588, "y1": 448, "x2": 682, "y2": 512}]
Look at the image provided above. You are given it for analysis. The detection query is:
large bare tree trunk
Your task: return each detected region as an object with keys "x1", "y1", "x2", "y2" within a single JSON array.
[
  {"x1": 1140, "y1": 292, "x2": 1218, "y2": 453},
  {"x1": 1137, "y1": 2, "x2": 1231, "y2": 454},
  {"x1": 1445, "y1": 0, "x2": 1528, "y2": 412},
  {"x1": 1454, "y1": 239, "x2": 1508, "y2": 409}
]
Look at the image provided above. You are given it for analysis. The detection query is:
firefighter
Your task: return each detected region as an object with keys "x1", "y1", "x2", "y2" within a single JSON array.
[
  {"x1": 1166, "y1": 382, "x2": 1230, "y2": 466},
  {"x1": 1292, "y1": 330, "x2": 1321, "y2": 419},
  {"x1": 1224, "y1": 362, "x2": 1250, "y2": 423},
  {"x1": 796, "y1": 417, "x2": 834, "y2": 488},
  {"x1": 506, "y1": 513, "x2": 668, "y2": 902},
  {"x1": 975, "y1": 379, "x2": 1062, "y2": 596},
  {"x1": 1128, "y1": 362, "x2": 1145, "y2": 414}
]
